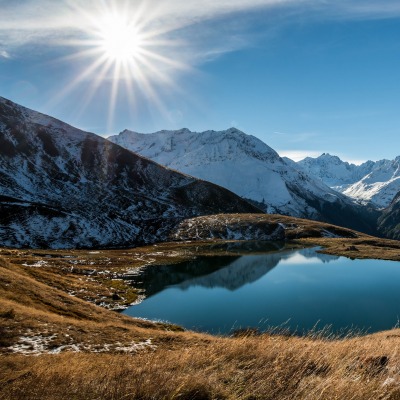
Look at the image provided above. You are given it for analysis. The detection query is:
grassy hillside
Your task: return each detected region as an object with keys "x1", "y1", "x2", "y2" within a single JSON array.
[{"x1": 2, "y1": 214, "x2": 400, "y2": 399}]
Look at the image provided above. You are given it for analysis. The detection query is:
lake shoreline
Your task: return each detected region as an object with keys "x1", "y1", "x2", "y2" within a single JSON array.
[{"x1": 3, "y1": 215, "x2": 400, "y2": 399}]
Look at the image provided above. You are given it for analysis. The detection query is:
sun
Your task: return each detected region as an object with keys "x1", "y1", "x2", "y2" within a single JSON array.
[
  {"x1": 51, "y1": 2, "x2": 191, "y2": 132},
  {"x1": 98, "y1": 14, "x2": 143, "y2": 63}
]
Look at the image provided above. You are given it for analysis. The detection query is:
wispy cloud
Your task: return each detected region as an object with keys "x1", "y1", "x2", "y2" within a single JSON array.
[
  {"x1": 328, "y1": 1, "x2": 400, "y2": 20},
  {"x1": 0, "y1": 50, "x2": 10, "y2": 59},
  {"x1": 0, "y1": 0, "x2": 296, "y2": 63},
  {"x1": 1, "y1": 0, "x2": 400, "y2": 64}
]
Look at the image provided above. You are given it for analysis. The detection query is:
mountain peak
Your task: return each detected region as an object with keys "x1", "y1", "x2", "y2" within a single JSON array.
[
  {"x1": 225, "y1": 127, "x2": 244, "y2": 134},
  {"x1": 108, "y1": 127, "x2": 379, "y2": 235},
  {"x1": 317, "y1": 153, "x2": 346, "y2": 164},
  {"x1": 110, "y1": 127, "x2": 279, "y2": 165},
  {"x1": 299, "y1": 153, "x2": 400, "y2": 208}
]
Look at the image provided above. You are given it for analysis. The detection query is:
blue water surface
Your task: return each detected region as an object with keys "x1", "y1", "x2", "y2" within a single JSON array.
[{"x1": 123, "y1": 245, "x2": 400, "y2": 335}]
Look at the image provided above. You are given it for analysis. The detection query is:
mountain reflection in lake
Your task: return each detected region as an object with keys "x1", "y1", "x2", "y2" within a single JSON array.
[{"x1": 123, "y1": 243, "x2": 400, "y2": 336}]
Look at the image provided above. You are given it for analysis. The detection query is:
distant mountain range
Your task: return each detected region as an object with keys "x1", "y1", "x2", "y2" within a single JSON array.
[
  {"x1": 0, "y1": 97, "x2": 259, "y2": 248},
  {"x1": 1, "y1": 96, "x2": 400, "y2": 247},
  {"x1": 298, "y1": 153, "x2": 400, "y2": 208},
  {"x1": 108, "y1": 128, "x2": 378, "y2": 235}
]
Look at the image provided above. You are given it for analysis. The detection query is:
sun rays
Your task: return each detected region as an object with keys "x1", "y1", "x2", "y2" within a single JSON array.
[
  {"x1": 98, "y1": 13, "x2": 144, "y2": 63},
  {"x1": 50, "y1": 1, "x2": 191, "y2": 132}
]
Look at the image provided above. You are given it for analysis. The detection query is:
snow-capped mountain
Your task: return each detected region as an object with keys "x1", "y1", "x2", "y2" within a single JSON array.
[
  {"x1": 298, "y1": 154, "x2": 374, "y2": 190},
  {"x1": 343, "y1": 158, "x2": 400, "y2": 208},
  {"x1": 108, "y1": 128, "x2": 378, "y2": 235},
  {"x1": 0, "y1": 97, "x2": 259, "y2": 248},
  {"x1": 298, "y1": 154, "x2": 400, "y2": 208}
]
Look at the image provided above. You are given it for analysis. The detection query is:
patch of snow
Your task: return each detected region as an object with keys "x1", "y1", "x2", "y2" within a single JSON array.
[
  {"x1": 22, "y1": 260, "x2": 48, "y2": 268},
  {"x1": 8, "y1": 331, "x2": 156, "y2": 355}
]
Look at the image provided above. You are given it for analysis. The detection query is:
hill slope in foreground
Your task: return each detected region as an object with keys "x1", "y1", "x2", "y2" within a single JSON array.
[
  {"x1": 2, "y1": 215, "x2": 400, "y2": 400},
  {"x1": 0, "y1": 97, "x2": 258, "y2": 249}
]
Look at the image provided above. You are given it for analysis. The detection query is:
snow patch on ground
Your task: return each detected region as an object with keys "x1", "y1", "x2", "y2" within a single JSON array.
[
  {"x1": 22, "y1": 260, "x2": 48, "y2": 268},
  {"x1": 8, "y1": 330, "x2": 156, "y2": 355}
]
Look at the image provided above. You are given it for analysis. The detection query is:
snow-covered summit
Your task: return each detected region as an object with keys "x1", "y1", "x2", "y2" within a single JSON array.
[
  {"x1": 342, "y1": 158, "x2": 400, "y2": 208},
  {"x1": 298, "y1": 153, "x2": 375, "y2": 190},
  {"x1": 108, "y1": 128, "x2": 378, "y2": 234},
  {"x1": 298, "y1": 152, "x2": 400, "y2": 208},
  {"x1": 109, "y1": 127, "x2": 317, "y2": 214},
  {"x1": 113, "y1": 127, "x2": 280, "y2": 165}
]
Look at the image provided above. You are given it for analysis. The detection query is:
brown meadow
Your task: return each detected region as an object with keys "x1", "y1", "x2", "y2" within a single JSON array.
[{"x1": 2, "y1": 214, "x2": 400, "y2": 399}]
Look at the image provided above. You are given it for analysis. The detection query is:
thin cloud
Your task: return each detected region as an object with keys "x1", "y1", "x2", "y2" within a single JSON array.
[
  {"x1": 0, "y1": 50, "x2": 10, "y2": 59},
  {"x1": 0, "y1": 0, "x2": 298, "y2": 62},
  {"x1": 329, "y1": 1, "x2": 400, "y2": 20},
  {"x1": 1, "y1": 0, "x2": 400, "y2": 64}
]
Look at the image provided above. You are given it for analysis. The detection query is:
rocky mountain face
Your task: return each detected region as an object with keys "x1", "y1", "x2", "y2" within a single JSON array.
[
  {"x1": 0, "y1": 97, "x2": 260, "y2": 248},
  {"x1": 170, "y1": 214, "x2": 285, "y2": 241},
  {"x1": 298, "y1": 153, "x2": 400, "y2": 208},
  {"x1": 108, "y1": 128, "x2": 379, "y2": 235},
  {"x1": 378, "y1": 192, "x2": 400, "y2": 240}
]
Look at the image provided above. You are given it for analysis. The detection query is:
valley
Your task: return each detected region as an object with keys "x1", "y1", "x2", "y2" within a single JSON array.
[
  {"x1": 2, "y1": 217, "x2": 400, "y2": 398},
  {"x1": 2, "y1": 98, "x2": 400, "y2": 399}
]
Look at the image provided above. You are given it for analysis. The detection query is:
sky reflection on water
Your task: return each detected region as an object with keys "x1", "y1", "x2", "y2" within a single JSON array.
[{"x1": 124, "y1": 244, "x2": 400, "y2": 336}]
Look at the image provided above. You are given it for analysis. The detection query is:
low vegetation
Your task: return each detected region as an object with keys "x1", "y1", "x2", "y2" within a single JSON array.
[{"x1": 2, "y1": 214, "x2": 400, "y2": 399}]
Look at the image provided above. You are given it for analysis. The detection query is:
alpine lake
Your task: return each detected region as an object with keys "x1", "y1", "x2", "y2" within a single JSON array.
[{"x1": 123, "y1": 241, "x2": 400, "y2": 336}]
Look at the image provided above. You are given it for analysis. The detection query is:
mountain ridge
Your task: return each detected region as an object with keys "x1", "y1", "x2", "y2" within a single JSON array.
[
  {"x1": 298, "y1": 153, "x2": 400, "y2": 208},
  {"x1": 0, "y1": 97, "x2": 260, "y2": 248},
  {"x1": 108, "y1": 128, "x2": 379, "y2": 236}
]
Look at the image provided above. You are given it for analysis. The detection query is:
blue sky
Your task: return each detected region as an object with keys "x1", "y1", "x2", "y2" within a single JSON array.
[{"x1": 1, "y1": 0, "x2": 400, "y2": 163}]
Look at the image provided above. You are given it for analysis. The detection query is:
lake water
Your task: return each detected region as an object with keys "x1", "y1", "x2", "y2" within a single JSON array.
[{"x1": 123, "y1": 243, "x2": 400, "y2": 335}]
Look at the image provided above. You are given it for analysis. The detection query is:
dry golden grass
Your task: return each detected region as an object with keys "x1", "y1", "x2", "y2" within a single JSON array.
[
  {"x1": 2, "y1": 333, "x2": 400, "y2": 399},
  {"x1": 2, "y1": 214, "x2": 400, "y2": 399}
]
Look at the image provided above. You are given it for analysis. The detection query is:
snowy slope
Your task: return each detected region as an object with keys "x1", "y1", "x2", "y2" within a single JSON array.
[
  {"x1": 108, "y1": 128, "x2": 379, "y2": 235},
  {"x1": 298, "y1": 154, "x2": 374, "y2": 190},
  {"x1": 343, "y1": 158, "x2": 400, "y2": 208},
  {"x1": 0, "y1": 97, "x2": 260, "y2": 248},
  {"x1": 298, "y1": 154, "x2": 400, "y2": 208}
]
